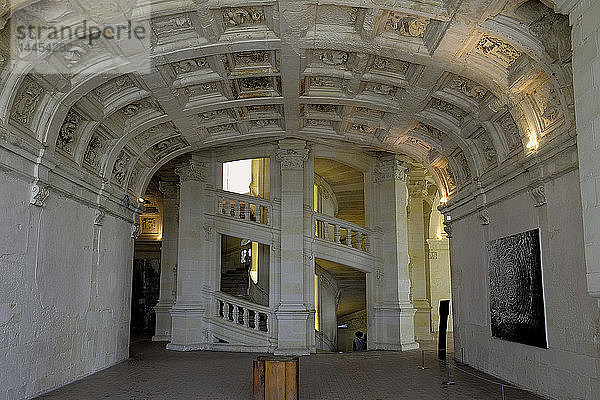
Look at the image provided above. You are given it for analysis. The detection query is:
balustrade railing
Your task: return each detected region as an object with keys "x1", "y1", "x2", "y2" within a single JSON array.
[
  {"x1": 215, "y1": 190, "x2": 271, "y2": 226},
  {"x1": 313, "y1": 212, "x2": 371, "y2": 253},
  {"x1": 214, "y1": 292, "x2": 270, "y2": 333}
]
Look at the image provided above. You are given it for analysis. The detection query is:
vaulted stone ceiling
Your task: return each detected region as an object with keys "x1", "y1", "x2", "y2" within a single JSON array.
[{"x1": 0, "y1": 0, "x2": 574, "y2": 204}]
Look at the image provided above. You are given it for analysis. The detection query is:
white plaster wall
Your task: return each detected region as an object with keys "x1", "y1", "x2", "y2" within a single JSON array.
[
  {"x1": 0, "y1": 172, "x2": 134, "y2": 400},
  {"x1": 451, "y1": 170, "x2": 600, "y2": 399}
]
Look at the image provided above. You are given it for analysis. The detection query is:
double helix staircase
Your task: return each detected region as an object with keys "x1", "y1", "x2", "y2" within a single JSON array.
[{"x1": 206, "y1": 189, "x2": 379, "y2": 352}]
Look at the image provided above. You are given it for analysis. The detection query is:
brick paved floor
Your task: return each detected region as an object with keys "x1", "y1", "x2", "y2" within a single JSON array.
[{"x1": 37, "y1": 338, "x2": 544, "y2": 400}]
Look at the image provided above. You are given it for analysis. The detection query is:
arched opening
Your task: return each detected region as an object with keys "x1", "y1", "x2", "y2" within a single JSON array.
[{"x1": 2, "y1": 1, "x2": 599, "y2": 399}]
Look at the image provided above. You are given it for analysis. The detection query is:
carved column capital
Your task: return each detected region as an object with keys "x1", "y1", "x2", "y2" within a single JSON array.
[
  {"x1": 373, "y1": 155, "x2": 410, "y2": 183},
  {"x1": 275, "y1": 148, "x2": 310, "y2": 170},
  {"x1": 175, "y1": 160, "x2": 207, "y2": 182},
  {"x1": 159, "y1": 181, "x2": 179, "y2": 199}
]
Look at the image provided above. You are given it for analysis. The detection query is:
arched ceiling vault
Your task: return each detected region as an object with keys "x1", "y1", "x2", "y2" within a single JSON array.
[{"x1": 0, "y1": 0, "x2": 575, "y2": 204}]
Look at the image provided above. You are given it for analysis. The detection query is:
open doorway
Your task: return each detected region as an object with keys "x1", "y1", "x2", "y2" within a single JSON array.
[
  {"x1": 314, "y1": 258, "x2": 366, "y2": 352},
  {"x1": 220, "y1": 234, "x2": 270, "y2": 306}
]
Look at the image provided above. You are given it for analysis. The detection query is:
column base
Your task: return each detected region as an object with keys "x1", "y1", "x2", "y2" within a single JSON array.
[
  {"x1": 152, "y1": 302, "x2": 174, "y2": 342},
  {"x1": 274, "y1": 307, "x2": 311, "y2": 356},
  {"x1": 168, "y1": 305, "x2": 209, "y2": 351},
  {"x1": 373, "y1": 305, "x2": 419, "y2": 351},
  {"x1": 413, "y1": 300, "x2": 433, "y2": 341}
]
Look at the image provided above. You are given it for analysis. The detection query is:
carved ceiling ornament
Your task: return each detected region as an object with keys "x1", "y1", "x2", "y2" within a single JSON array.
[
  {"x1": 11, "y1": 77, "x2": 43, "y2": 126},
  {"x1": 112, "y1": 151, "x2": 131, "y2": 185},
  {"x1": 238, "y1": 76, "x2": 272, "y2": 91},
  {"x1": 449, "y1": 76, "x2": 488, "y2": 100},
  {"x1": 497, "y1": 112, "x2": 523, "y2": 151},
  {"x1": 428, "y1": 98, "x2": 466, "y2": 121},
  {"x1": 383, "y1": 11, "x2": 430, "y2": 38},
  {"x1": 175, "y1": 160, "x2": 207, "y2": 182},
  {"x1": 222, "y1": 7, "x2": 265, "y2": 28},
  {"x1": 84, "y1": 134, "x2": 105, "y2": 168},
  {"x1": 476, "y1": 35, "x2": 522, "y2": 66},
  {"x1": 371, "y1": 56, "x2": 410, "y2": 74},
  {"x1": 351, "y1": 123, "x2": 377, "y2": 134},
  {"x1": 233, "y1": 51, "x2": 271, "y2": 66},
  {"x1": 406, "y1": 136, "x2": 433, "y2": 151},
  {"x1": 172, "y1": 58, "x2": 209, "y2": 75},
  {"x1": 454, "y1": 151, "x2": 472, "y2": 183},
  {"x1": 316, "y1": 50, "x2": 349, "y2": 66},
  {"x1": 57, "y1": 110, "x2": 82, "y2": 154},
  {"x1": 152, "y1": 14, "x2": 193, "y2": 36},
  {"x1": 373, "y1": 156, "x2": 410, "y2": 183}
]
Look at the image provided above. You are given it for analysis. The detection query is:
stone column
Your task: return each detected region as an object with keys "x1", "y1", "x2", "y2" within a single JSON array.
[
  {"x1": 167, "y1": 159, "x2": 210, "y2": 351},
  {"x1": 371, "y1": 154, "x2": 418, "y2": 350},
  {"x1": 274, "y1": 139, "x2": 311, "y2": 355},
  {"x1": 407, "y1": 169, "x2": 433, "y2": 341},
  {"x1": 152, "y1": 181, "x2": 179, "y2": 341}
]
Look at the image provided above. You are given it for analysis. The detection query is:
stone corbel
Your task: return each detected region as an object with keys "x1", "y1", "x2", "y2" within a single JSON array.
[
  {"x1": 30, "y1": 182, "x2": 49, "y2": 207},
  {"x1": 478, "y1": 208, "x2": 490, "y2": 225},
  {"x1": 443, "y1": 222, "x2": 453, "y2": 238},
  {"x1": 529, "y1": 184, "x2": 547, "y2": 207},
  {"x1": 94, "y1": 208, "x2": 105, "y2": 226},
  {"x1": 131, "y1": 222, "x2": 140, "y2": 239}
]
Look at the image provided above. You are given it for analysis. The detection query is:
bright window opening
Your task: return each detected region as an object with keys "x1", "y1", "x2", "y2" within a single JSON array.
[{"x1": 223, "y1": 159, "x2": 252, "y2": 195}]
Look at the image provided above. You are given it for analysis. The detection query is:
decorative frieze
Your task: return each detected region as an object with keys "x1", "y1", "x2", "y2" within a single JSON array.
[
  {"x1": 175, "y1": 160, "x2": 207, "y2": 182},
  {"x1": 351, "y1": 123, "x2": 377, "y2": 134}
]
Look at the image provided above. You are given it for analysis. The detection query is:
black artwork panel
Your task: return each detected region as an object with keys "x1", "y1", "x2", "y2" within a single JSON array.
[{"x1": 487, "y1": 229, "x2": 547, "y2": 348}]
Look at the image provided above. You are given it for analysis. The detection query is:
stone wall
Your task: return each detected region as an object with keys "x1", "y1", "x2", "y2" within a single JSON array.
[
  {"x1": 450, "y1": 168, "x2": 600, "y2": 399},
  {"x1": 0, "y1": 171, "x2": 135, "y2": 400}
]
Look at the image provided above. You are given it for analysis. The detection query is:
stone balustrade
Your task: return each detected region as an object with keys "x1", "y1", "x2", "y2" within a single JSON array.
[
  {"x1": 313, "y1": 212, "x2": 371, "y2": 254},
  {"x1": 215, "y1": 292, "x2": 271, "y2": 333},
  {"x1": 215, "y1": 190, "x2": 272, "y2": 226}
]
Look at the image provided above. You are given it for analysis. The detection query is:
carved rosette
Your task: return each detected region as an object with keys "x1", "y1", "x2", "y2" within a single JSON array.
[
  {"x1": 373, "y1": 156, "x2": 410, "y2": 183},
  {"x1": 175, "y1": 160, "x2": 207, "y2": 182},
  {"x1": 275, "y1": 148, "x2": 309, "y2": 170}
]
